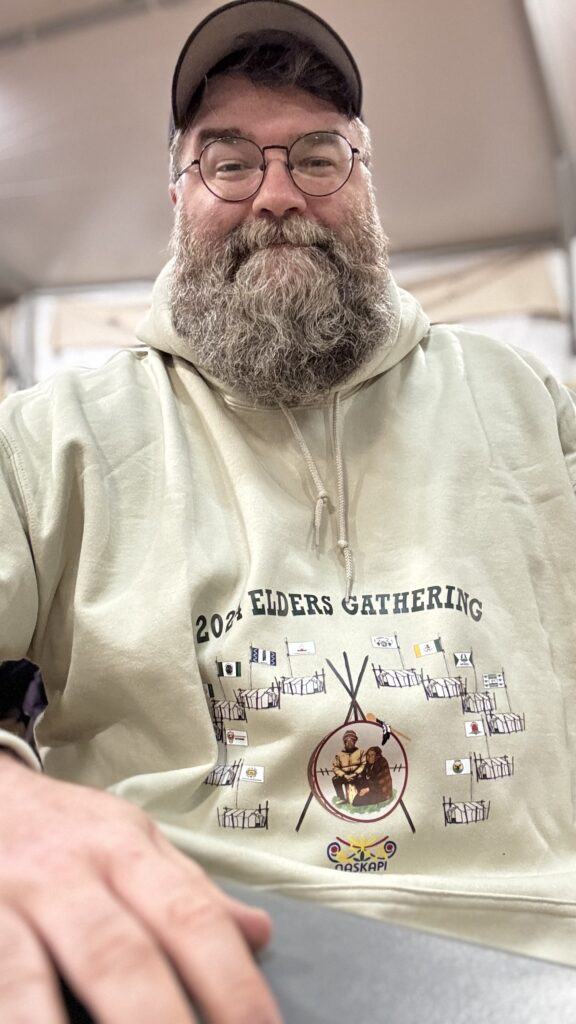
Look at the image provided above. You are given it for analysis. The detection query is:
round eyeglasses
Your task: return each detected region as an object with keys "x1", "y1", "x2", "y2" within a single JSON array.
[{"x1": 174, "y1": 131, "x2": 360, "y2": 201}]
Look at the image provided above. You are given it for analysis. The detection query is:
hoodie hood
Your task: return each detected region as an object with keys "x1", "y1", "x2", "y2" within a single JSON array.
[
  {"x1": 136, "y1": 259, "x2": 430, "y2": 405},
  {"x1": 136, "y1": 258, "x2": 430, "y2": 597}
]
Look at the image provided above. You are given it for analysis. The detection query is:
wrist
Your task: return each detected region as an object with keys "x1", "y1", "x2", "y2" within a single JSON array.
[{"x1": 0, "y1": 730, "x2": 42, "y2": 771}]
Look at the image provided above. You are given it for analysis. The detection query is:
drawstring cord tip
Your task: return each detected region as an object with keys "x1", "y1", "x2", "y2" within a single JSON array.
[
  {"x1": 314, "y1": 490, "x2": 329, "y2": 548},
  {"x1": 337, "y1": 539, "x2": 354, "y2": 600}
]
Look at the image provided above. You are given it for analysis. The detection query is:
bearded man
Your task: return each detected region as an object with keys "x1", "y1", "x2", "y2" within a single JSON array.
[
  {"x1": 2, "y1": 1, "x2": 576, "y2": 1022},
  {"x1": 167, "y1": 62, "x2": 391, "y2": 407}
]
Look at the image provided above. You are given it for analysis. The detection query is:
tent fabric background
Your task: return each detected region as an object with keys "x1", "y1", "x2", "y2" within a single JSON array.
[{"x1": 0, "y1": 0, "x2": 574, "y2": 385}]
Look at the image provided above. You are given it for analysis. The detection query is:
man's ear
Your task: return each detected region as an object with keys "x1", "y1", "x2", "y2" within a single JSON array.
[{"x1": 169, "y1": 183, "x2": 178, "y2": 206}]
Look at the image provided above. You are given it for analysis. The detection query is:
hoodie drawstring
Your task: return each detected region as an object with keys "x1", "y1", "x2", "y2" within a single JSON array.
[
  {"x1": 280, "y1": 405, "x2": 328, "y2": 547},
  {"x1": 280, "y1": 397, "x2": 354, "y2": 599},
  {"x1": 332, "y1": 393, "x2": 354, "y2": 600}
]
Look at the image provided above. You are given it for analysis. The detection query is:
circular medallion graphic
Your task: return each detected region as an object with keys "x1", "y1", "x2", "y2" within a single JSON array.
[{"x1": 308, "y1": 721, "x2": 408, "y2": 824}]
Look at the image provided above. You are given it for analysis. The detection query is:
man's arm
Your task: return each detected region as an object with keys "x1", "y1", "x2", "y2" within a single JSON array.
[
  {"x1": 0, "y1": 752, "x2": 281, "y2": 1022},
  {"x1": 0, "y1": 367, "x2": 281, "y2": 1020}
]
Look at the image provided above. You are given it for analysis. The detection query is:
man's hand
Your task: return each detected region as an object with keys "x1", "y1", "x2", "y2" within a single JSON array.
[{"x1": 0, "y1": 753, "x2": 281, "y2": 1023}]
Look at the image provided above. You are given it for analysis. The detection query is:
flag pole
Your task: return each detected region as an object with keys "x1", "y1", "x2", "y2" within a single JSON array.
[
  {"x1": 502, "y1": 669, "x2": 512, "y2": 712},
  {"x1": 396, "y1": 633, "x2": 405, "y2": 669},
  {"x1": 234, "y1": 760, "x2": 243, "y2": 809},
  {"x1": 441, "y1": 638, "x2": 449, "y2": 675},
  {"x1": 471, "y1": 650, "x2": 478, "y2": 692},
  {"x1": 285, "y1": 637, "x2": 293, "y2": 677}
]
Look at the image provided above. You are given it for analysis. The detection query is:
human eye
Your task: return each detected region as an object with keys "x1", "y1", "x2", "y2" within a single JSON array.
[
  {"x1": 291, "y1": 135, "x2": 346, "y2": 177},
  {"x1": 293, "y1": 152, "x2": 340, "y2": 179},
  {"x1": 205, "y1": 139, "x2": 260, "y2": 180},
  {"x1": 298, "y1": 151, "x2": 337, "y2": 168},
  {"x1": 214, "y1": 158, "x2": 251, "y2": 177}
]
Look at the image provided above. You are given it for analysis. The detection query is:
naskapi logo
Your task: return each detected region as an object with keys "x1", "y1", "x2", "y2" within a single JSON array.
[{"x1": 326, "y1": 834, "x2": 397, "y2": 872}]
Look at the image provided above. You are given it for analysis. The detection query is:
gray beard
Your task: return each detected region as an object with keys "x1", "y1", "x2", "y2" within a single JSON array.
[{"x1": 169, "y1": 197, "x2": 392, "y2": 405}]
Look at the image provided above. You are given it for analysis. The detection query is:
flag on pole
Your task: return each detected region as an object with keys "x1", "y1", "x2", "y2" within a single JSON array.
[
  {"x1": 217, "y1": 661, "x2": 241, "y2": 677},
  {"x1": 287, "y1": 641, "x2": 316, "y2": 656},
  {"x1": 414, "y1": 638, "x2": 443, "y2": 657},
  {"x1": 483, "y1": 672, "x2": 506, "y2": 688},
  {"x1": 371, "y1": 635, "x2": 399, "y2": 650},
  {"x1": 225, "y1": 729, "x2": 248, "y2": 746},
  {"x1": 446, "y1": 758, "x2": 471, "y2": 776},
  {"x1": 464, "y1": 720, "x2": 485, "y2": 737},
  {"x1": 250, "y1": 646, "x2": 277, "y2": 666},
  {"x1": 240, "y1": 765, "x2": 265, "y2": 784},
  {"x1": 454, "y1": 651, "x2": 473, "y2": 668}
]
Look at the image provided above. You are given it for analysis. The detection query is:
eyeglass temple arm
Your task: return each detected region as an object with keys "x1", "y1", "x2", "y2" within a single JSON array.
[{"x1": 174, "y1": 159, "x2": 200, "y2": 182}]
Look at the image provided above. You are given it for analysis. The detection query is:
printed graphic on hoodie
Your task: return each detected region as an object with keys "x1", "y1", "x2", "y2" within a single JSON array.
[
  {"x1": 326, "y1": 834, "x2": 398, "y2": 872},
  {"x1": 295, "y1": 651, "x2": 415, "y2": 833},
  {"x1": 203, "y1": 627, "x2": 526, "y2": 840},
  {"x1": 369, "y1": 638, "x2": 525, "y2": 827},
  {"x1": 307, "y1": 721, "x2": 408, "y2": 824}
]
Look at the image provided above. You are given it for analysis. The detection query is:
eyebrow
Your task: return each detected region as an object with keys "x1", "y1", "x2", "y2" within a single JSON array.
[
  {"x1": 195, "y1": 127, "x2": 244, "y2": 147},
  {"x1": 194, "y1": 127, "x2": 344, "y2": 148}
]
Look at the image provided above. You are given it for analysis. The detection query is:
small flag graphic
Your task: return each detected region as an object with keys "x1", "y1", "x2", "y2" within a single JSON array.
[
  {"x1": 287, "y1": 641, "x2": 316, "y2": 656},
  {"x1": 446, "y1": 758, "x2": 471, "y2": 776},
  {"x1": 217, "y1": 661, "x2": 241, "y2": 677},
  {"x1": 225, "y1": 729, "x2": 248, "y2": 746},
  {"x1": 454, "y1": 652, "x2": 473, "y2": 668},
  {"x1": 414, "y1": 638, "x2": 443, "y2": 658},
  {"x1": 250, "y1": 646, "x2": 277, "y2": 666},
  {"x1": 240, "y1": 765, "x2": 265, "y2": 784},
  {"x1": 483, "y1": 672, "x2": 506, "y2": 689},
  {"x1": 465, "y1": 720, "x2": 485, "y2": 737},
  {"x1": 371, "y1": 635, "x2": 399, "y2": 650}
]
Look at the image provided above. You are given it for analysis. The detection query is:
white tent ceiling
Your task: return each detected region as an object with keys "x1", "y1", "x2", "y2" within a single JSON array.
[{"x1": 0, "y1": 0, "x2": 574, "y2": 303}]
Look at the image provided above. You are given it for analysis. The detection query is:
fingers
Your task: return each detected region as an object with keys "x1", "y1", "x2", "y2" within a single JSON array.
[
  {"x1": 218, "y1": 892, "x2": 273, "y2": 952},
  {"x1": 149, "y1": 828, "x2": 273, "y2": 951},
  {"x1": 20, "y1": 882, "x2": 198, "y2": 1024},
  {"x1": 151, "y1": 831, "x2": 272, "y2": 952},
  {"x1": 0, "y1": 908, "x2": 66, "y2": 1024},
  {"x1": 0, "y1": 773, "x2": 279, "y2": 1024},
  {"x1": 104, "y1": 849, "x2": 281, "y2": 1024}
]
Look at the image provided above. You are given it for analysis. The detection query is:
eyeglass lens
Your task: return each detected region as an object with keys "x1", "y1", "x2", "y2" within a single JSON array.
[{"x1": 199, "y1": 132, "x2": 354, "y2": 200}]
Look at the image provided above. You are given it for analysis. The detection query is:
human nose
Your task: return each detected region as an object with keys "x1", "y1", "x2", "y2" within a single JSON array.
[{"x1": 250, "y1": 152, "x2": 308, "y2": 219}]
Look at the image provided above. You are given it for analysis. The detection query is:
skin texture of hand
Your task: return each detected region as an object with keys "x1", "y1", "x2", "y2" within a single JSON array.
[{"x1": 0, "y1": 752, "x2": 282, "y2": 1023}]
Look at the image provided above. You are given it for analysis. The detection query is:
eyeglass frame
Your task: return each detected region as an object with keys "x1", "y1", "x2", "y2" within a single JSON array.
[{"x1": 173, "y1": 130, "x2": 362, "y2": 201}]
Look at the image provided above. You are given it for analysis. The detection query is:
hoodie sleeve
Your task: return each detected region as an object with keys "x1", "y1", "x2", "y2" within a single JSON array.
[
  {"x1": 516, "y1": 348, "x2": 576, "y2": 495},
  {"x1": 0, "y1": 428, "x2": 41, "y2": 763},
  {"x1": 549, "y1": 378, "x2": 576, "y2": 494},
  {"x1": 0, "y1": 426, "x2": 39, "y2": 661},
  {"x1": 502, "y1": 344, "x2": 573, "y2": 495}
]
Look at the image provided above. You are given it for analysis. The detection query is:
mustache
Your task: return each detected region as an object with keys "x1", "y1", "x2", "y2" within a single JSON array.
[{"x1": 218, "y1": 218, "x2": 338, "y2": 280}]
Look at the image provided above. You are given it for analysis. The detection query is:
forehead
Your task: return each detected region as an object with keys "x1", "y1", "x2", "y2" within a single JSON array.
[{"x1": 186, "y1": 74, "x2": 354, "y2": 150}]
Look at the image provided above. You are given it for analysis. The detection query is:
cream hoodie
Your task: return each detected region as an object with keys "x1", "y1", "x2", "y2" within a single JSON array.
[{"x1": 2, "y1": 263, "x2": 576, "y2": 965}]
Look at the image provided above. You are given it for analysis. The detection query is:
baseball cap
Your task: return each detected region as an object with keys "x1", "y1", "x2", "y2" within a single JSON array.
[{"x1": 170, "y1": 0, "x2": 363, "y2": 134}]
